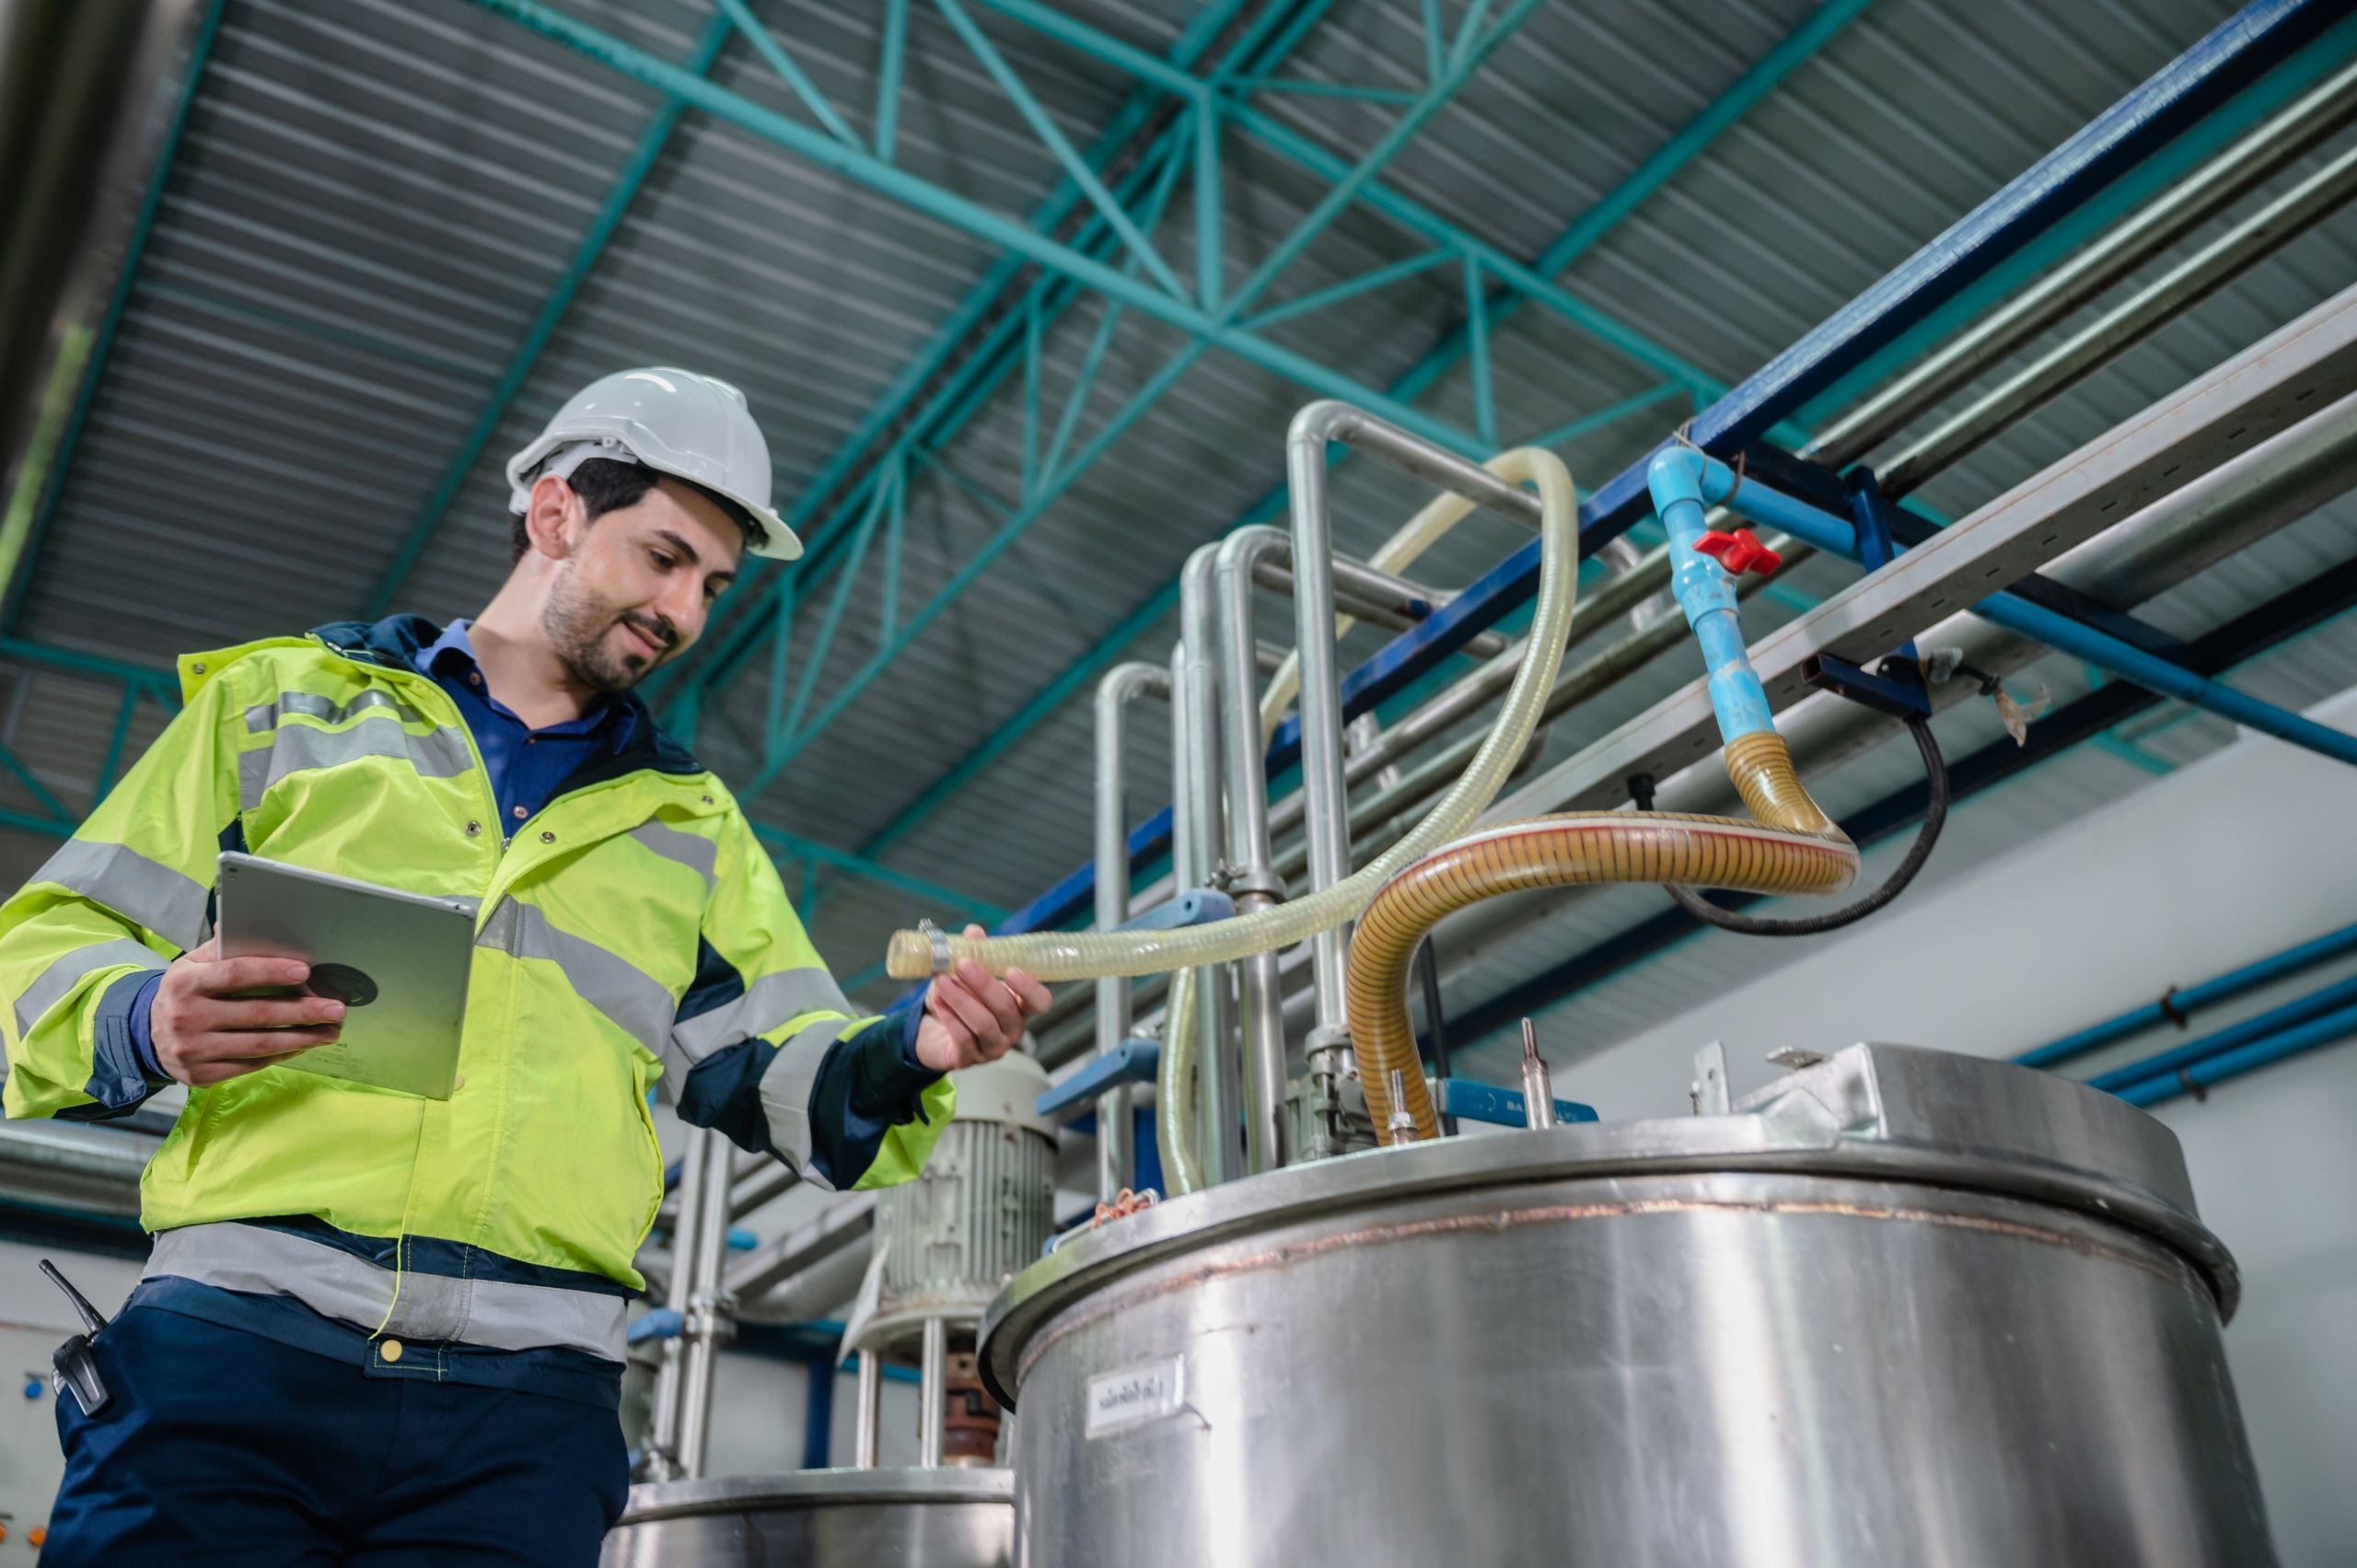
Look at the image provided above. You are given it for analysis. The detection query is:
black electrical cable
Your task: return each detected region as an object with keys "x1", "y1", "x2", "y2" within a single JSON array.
[
  {"x1": 1413, "y1": 937, "x2": 1457, "y2": 1134},
  {"x1": 1628, "y1": 714, "x2": 1949, "y2": 938}
]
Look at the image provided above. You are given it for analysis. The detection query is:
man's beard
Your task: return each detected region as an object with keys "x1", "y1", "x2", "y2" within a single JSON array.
[{"x1": 541, "y1": 569, "x2": 674, "y2": 694}]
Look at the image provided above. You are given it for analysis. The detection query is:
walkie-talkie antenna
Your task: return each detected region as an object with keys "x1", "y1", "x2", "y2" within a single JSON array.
[{"x1": 40, "y1": 1259, "x2": 108, "y2": 1334}]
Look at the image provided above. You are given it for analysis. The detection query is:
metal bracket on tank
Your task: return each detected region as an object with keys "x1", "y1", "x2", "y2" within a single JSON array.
[
  {"x1": 1734, "y1": 1044, "x2": 1889, "y2": 1144},
  {"x1": 1689, "y1": 1040, "x2": 1730, "y2": 1116}
]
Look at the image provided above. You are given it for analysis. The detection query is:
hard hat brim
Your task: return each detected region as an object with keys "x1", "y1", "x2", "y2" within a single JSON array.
[{"x1": 635, "y1": 456, "x2": 802, "y2": 562}]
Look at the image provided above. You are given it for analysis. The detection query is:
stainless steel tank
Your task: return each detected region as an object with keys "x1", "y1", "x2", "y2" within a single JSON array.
[
  {"x1": 599, "y1": 1469, "x2": 1013, "y2": 1567},
  {"x1": 981, "y1": 1044, "x2": 2273, "y2": 1566}
]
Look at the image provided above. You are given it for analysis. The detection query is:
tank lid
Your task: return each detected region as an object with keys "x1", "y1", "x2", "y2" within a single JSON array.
[
  {"x1": 615, "y1": 1466, "x2": 1013, "y2": 1526},
  {"x1": 980, "y1": 1044, "x2": 2238, "y2": 1406}
]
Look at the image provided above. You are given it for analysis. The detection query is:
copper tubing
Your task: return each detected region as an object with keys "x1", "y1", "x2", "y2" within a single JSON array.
[{"x1": 1349, "y1": 733, "x2": 1855, "y2": 1144}]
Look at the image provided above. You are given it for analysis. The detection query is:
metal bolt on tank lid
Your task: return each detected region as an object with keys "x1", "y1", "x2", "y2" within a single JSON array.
[
  {"x1": 1519, "y1": 1019, "x2": 1556, "y2": 1130},
  {"x1": 1384, "y1": 1069, "x2": 1418, "y2": 1144}
]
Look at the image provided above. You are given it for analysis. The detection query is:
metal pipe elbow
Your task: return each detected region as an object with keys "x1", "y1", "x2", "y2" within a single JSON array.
[{"x1": 1287, "y1": 399, "x2": 1365, "y2": 451}]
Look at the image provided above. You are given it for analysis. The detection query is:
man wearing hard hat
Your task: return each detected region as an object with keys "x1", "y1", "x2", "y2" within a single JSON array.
[{"x1": 0, "y1": 369, "x2": 1050, "y2": 1564}]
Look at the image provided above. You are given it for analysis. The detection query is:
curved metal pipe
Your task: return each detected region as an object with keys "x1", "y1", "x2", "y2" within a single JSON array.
[
  {"x1": 1214, "y1": 524, "x2": 1296, "y2": 1173},
  {"x1": 1093, "y1": 660, "x2": 1169, "y2": 1202}
]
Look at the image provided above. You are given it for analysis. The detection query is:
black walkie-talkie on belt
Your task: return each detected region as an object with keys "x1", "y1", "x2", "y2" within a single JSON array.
[{"x1": 40, "y1": 1259, "x2": 110, "y2": 1416}]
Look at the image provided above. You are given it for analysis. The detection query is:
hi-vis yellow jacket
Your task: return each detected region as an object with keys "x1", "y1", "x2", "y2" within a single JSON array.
[{"x1": 0, "y1": 617, "x2": 950, "y2": 1386}]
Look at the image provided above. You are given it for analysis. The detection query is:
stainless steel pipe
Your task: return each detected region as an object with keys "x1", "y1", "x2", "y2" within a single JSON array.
[
  {"x1": 917, "y1": 1317, "x2": 948, "y2": 1468},
  {"x1": 1283, "y1": 408, "x2": 1359, "y2": 1058},
  {"x1": 1805, "y1": 53, "x2": 2357, "y2": 466},
  {"x1": 1253, "y1": 552, "x2": 1512, "y2": 656},
  {"x1": 1881, "y1": 140, "x2": 2357, "y2": 494},
  {"x1": 675, "y1": 1127, "x2": 736, "y2": 1479},
  {"x1": 853, "y1": 1348, "x2": 883, "y2": 1469},
  {"x1": 641, "y1": 1126, "x2": 708, "y2": 1481},
  {"x1": 1213, "y1": 525, "x2": 1295, "y2": 1174},
  {"x1": 1176, "y1": 547, "x2": 1238, "y2": 1183},
  {"x1": 1280, "y1": 400, "x2": 1608, "y2": 1057},
  {"x1": 1092, "y1": 661, "x2": 1169, "y2": 1202}
]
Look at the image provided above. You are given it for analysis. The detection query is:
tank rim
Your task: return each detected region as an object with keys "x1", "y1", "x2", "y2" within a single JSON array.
[
  {"x1": 979, "y1": 1046, "x2": 2238, "y2": 1408},
  {"x1": 615, "y1": 1466, "x2": 1014, "y2": 1526}
]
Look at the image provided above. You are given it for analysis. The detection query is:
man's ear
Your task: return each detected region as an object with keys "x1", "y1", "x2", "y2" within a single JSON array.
[{"x1": 523, "y1": 474, "x2": 583, "y2": 561}]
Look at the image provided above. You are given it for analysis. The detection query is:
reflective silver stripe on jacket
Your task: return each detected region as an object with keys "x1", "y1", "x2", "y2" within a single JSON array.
[
  {"x1": 239, "y1": 720, "x2": 472, "y2": 809},
  {"x1": 13, "y1": 936, "x2": 164, "y2": 1036},
  {"x1": 478, "y1": 897, "x2": 671, "y2": 1054},
  {"x1": 29, "y1": 839, "x2": 210, "y2": 951},
  {"x1": 245, "y1": 690, "x2": 426, "y2": 734},
  {"x1": 757, "y1": 1016, "x2": 861, "y2": 1191},
  {"x1": 670, "y1": 967, "x2": 849, "y2": 1068},
  {"x1": 627, "y1": 820, "x2": 717, "y2": 892},
  {"x1": 145, "y1": 1223, "x2": 625, "y2": 1360}
]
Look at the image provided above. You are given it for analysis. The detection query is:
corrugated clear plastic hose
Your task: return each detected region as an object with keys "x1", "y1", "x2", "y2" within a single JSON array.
[
  {"x1": 885, "y1": 446, "x2": 1585, "y2": 985},
  {"x1": 1348, "y1": 728, "x2": 1860, "y2": 1144},
  {"x1": 1155, "y1": 965, "x2": 1204, "y2": 1195}
]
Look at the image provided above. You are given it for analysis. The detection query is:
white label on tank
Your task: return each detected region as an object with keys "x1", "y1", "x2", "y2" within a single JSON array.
[{"x1": 1085, "y1": 1354, "x2": 1186, "y2": 1438}]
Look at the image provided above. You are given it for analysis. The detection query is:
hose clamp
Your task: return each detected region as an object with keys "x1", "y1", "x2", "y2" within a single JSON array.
[
  {"x1": 1305, "y1": 1027, "x2": 1353, "y2": 1067},
  {"x1": 918, "y1": 918, "x2": 954, "y2": 973},
  {"x1": 1224, "y1": 867, "x2": 1288, "y2": 901}
]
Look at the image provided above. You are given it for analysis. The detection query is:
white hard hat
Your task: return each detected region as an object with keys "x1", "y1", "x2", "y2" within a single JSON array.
[{"x1": 505, "y1": 367, "x2": 801, "y2": 560}]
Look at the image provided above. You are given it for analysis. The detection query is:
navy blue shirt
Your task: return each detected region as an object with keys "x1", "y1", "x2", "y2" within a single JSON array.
[{"x1": 415, "y1": 619, "x2": 633, "y2": 836}]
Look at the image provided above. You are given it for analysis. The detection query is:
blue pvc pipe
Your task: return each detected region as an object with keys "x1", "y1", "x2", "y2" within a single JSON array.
[
  {"x1": 1648, "y1": 447, "x2": 1772, "y2": 741},
  {"x1": 2092, "y1": 971, "x2": 2357, "y2": 1097},
  {"x1": 2016, "y1": 919, "x2": 2357, "y2": 1069},
  {"x1": 1699, "y1": 468, "x2": 2357, "y2": 771},
  {"x1": 627, "y1": 1308, "x2": 684, "y2": 1345},
  {"x1": 2116, "y1": 996, "x2": 2357, "y2": 1109},
  {"x1": 1701, "y1": 457, "x2": 1855, "y2": 555},
  {"x1": 1979, "y1": 594, "x2": 2357, "y2": 766}
]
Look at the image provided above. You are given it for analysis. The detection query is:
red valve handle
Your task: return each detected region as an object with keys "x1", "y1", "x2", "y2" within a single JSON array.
[{"x1": 1692, "y1": 528, "x2": 1782, "y2": 576}]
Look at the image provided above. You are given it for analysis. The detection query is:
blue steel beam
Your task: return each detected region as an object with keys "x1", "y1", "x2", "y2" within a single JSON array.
[
  {"x1": 650, "y1": 0, "x2": 1284, "y2": 705},
  {"x1": 1682, "y1": 0, "x2": 2340, "y2": 455},
  {"x1": 362, "y1": 13, "x2": 737, "y2": 619},
  {"x1": 1794, "y1": 13, "x2": 2357, "y2": 431},
  {"x1": 705, "y1": 127, "x2": 1198, "y2": 792},
  {"x1": 876, "y1": 0, "x2": 910, "y2": 161},
  {"x1": 973, "y1": 0, "x2": 1733, "y2": 390},
  {"x1": 851, "y1": 0, "x2": 1881, "y2": 881},
  {"x1": 747, "y1": 822, "x2": 1007, "y2": 923},
  {"x1": 671, "y1": 110, "x2": 1227, "y2": 709},
  {"x1": 935, "y1": 0, "x2": 1191, "y2": 302},
  {"x1": 651, "y1": 0, "x2": 1585, "y2": 791},
  {"x1": 466, "y1": 0, "x2": 1499, "y2": 455},
  {"x1": 1215, "y1": 0, "x2": 1549, "y2": 321},
  {"x1": 713, "y1": 0, "x2": 863, "y2": 150},
  {"x1": 0, "y1": 0, "x2": 229, "y2": 639}
]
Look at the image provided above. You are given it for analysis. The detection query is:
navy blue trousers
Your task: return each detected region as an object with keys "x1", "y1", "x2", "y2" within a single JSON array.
[{"x1": 48, "y1": 1303, "x2": 630, "y2": 1566}]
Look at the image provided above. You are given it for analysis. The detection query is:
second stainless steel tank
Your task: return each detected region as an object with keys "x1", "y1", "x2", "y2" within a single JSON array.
[
  {"x1": 599, "y1": 1469, "x2": 1013, "y2": 1567},
  {"x1": 981, "y1": 1044, "x2": 2272, "y2": 1566}
]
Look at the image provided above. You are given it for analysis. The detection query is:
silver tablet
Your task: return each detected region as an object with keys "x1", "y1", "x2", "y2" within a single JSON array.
[{"x1": 215, "y1": 852, "x2": 477, "y2": 1100}]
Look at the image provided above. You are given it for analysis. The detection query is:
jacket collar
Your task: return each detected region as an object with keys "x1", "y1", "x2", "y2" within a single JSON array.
[{"x1": 307, "y1": 615, "x2": 708, "y2": 782}]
